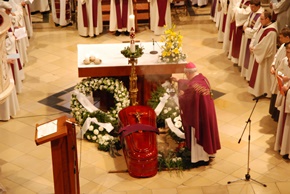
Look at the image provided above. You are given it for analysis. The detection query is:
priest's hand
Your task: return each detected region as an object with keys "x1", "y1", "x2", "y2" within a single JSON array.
[{"x1": 270, "y1": 66, "x2": 276, "y2": 75}]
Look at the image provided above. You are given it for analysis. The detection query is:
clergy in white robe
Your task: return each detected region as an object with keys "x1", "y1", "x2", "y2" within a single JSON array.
[
  {"x1": 271, "y1": 0, "x2": 290, "y2": 33},
  {"x1": 149, "y1": 0, "x2": 172, "y2": 36},
  {"x1": 77, "y1": 0, "x2": 103, "y2": 37},
  {"x1": 274, "y1": 44, "x2": 290, "y2": 158},
  {"x1": 248, "y1": 11, "x2": 277, "y2": 98},
  {"x1": 109, "y1": 0, "x2": 134, "y2": 36},
  {"x1": 230, "y1": 0, "x2": 251, "y2": 64},
  {"x1": 216, "y1": 0, "x2": 228, "y2": 42},
  {"x1": 50, "y1": 0, "x2": 72, "y2": 26},
  {"x1": 17, "y1": 0, "x2": 33, "y2": 38},
  {"x1": 222, "y1": 0, "x2": 236, "y2": 53},
  {"x1": 30, "y1": 0, "x2": 50, "y2": 12},
  {"x1": 239, "y1": 1, "x2": 263, "y2": 79},
  {"x1": 191, "y1": 0, "x2": 207, "y2": 7},
  {"x1": 269, "y1": 28, "x2": 290, "y2": 121}
]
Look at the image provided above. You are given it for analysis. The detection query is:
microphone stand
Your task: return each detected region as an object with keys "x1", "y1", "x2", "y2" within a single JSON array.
[
  {"x1": 150, "y1": 39, "x2": 158, "y2": 54},
  {"x1": 227, "y1": 97, "x2": 267, "y2": 187}
]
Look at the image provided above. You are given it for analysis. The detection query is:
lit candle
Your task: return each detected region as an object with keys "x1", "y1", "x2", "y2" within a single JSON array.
[{"x1": 129, "y1": 14, "x2": 135, "y2": 30}]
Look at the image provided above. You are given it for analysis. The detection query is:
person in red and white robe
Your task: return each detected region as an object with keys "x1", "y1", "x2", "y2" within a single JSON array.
[
  {"x1": 109, "y1": 0, "x2": 134, "y2": 36},
  {"x1": 77, "y1": 0, "x2": 103, "y2": 37},
  {"x1": 148, "y1": 0, "x2": 172, "y2": 36},
  {"x1": 274, "y1": 43, "x2": 290, "y2": 159},
  {"x1": 50, "y1": 0, "x2": 72, "y2": 26},
  {"x1": 248, "y1": 11, "x2": 278, "y2": 98}
]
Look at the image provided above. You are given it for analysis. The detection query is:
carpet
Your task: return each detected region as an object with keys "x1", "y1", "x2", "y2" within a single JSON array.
[{"x1": 38, "y1": 86, "x2": 225, "y2": 112}]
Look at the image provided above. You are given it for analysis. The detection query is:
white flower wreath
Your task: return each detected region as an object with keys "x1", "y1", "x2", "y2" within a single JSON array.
[
  {"x1": 147, "y1": 81, "x2": 185, "y2": 143},
  {"x1": 70, "y1": 77, "x2": 130, "y2": 152}
]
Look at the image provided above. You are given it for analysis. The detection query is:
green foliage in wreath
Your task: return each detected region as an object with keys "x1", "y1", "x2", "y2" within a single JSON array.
[
  {"x1": 121, "y1": 45, "x2": 144, "y2": 58},
  {"x1": 70, "y1": 77, "x2": 130, "y2": 153}
]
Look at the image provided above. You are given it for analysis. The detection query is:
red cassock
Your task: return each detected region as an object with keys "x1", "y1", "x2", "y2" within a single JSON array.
[{"x1": 118, "y1": 105, "x2": 159, "y2": 178}]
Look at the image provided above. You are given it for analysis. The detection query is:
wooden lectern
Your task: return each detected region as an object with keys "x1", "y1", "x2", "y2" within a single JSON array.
[{"x1": 35, "y1": 116, "x2": 80, "y2": 194}]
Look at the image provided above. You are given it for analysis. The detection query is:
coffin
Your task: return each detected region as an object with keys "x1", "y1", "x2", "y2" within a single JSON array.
[{"x1": 118, "y1": 105, "x2": 159, "y2": 178}]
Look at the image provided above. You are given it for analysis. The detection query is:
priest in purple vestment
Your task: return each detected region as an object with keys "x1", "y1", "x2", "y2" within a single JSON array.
[{"x1": 172, "y1": 62, "x2": 221, "y2": 164}]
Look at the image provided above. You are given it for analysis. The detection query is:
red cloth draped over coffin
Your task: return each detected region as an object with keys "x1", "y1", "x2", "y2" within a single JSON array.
[{"x1": 118, "y1": 105, "x2": 159, "y2": 178}]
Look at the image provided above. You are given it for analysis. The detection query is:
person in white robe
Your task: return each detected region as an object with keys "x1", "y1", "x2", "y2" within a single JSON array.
[
  {"x1": 8, "y1": 0, "x2": 29, "y2": 67},
  {"x1": 216, "y1": 0, "x2": 228, "y2": 42},
  {"x1": 149, "y1": 0, "x2": 172, "y2": 36},
  {"x1": 269, "y1": 28, "x2": 290, "y2": 121},
  {"x1": 109, "y1": 0, "x2": 134, "y2": 36},
  {"x1": 274, "y1": 43, "x2": 290, "y2": 159},
  {"x1": 191, "y1": 0, "x2": 207, "y2": 8},
  {"x1": 16, "y1": 0, "x2": 33, "y2": 38},
  {"x1": 229, "y1": 0, "x2": 251, "y2": 64},
  {"x1": 271, "y1": 0, "x2": 290, "y2": 33},
  {"x1": 248, "y1": 11, "x2": 278, "y2": 98},
  {"x1": 77, "y1": 0, "x2": 103, "y2": 37},
  {"x1": 239, "y1": 0, "x2": 263, "y2": 79},
  {"x1": 0, "y1": 59, "x2": 20, "y2": 121},
  {"x1": 50, "y1": 0, "x2": 72, "y2": 26},
  {"x1": 30, "y1": 0, "x2": 49, "y2": 12}
]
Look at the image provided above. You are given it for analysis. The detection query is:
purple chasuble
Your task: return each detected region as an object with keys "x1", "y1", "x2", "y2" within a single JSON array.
[{"x1": 178, "y1": 74, "x2": 221, "y2": 154}]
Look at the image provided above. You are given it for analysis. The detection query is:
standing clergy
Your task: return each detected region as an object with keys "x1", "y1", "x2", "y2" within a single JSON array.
[
  {"x1": 270, "y1": 0, "x2": 290, "y2": 33},
  {"x1": 274, "y1": 43, "x2": 290, "y2": 159},
  {"x1": 50, "y1": 0, "x2": 72, "y2": 27},
  {"x1": 109, "y1": 0, "x2": 134, "y2": 36},
  {"x1": 269, "y1": 28, "x2": 290, "y2": 122},
  {"x1": 77, "y1": 0, "x2": 103, "y2": 37},
  {"x1": 239, "y1": 0, "x2": 263, "y2": 79},
  {"x1": 248, "y1": 11, "x2": 277, "y2": 98},
  {"x1": 172, "y1": 62, "x2": 221, "y2": 164},
  {"x1": 148, "y1": 0, "x2": 172, "y2": 36},
  {"x1": 229, "y1": 0, "x2": 251, "y2": 65}
]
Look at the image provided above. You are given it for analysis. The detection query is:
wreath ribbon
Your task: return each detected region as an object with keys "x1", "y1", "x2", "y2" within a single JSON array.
[
  {"x1": 155, "y1": 93, "x2": 170, "y2": 116},
  {"x1": 77, "y1": 117, "x2": 114, "y2": 139},
  {"x1": 74, "y1": 90, "x2": 99, "y2": 113},
  {"x1": 165, "y1": 118, "x2": 185, "y2": 139}
]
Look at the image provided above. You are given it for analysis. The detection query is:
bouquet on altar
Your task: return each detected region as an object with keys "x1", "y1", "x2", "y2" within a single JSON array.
[{"x1": 159, "y1": 25, "x2": 186, "y2": 63}]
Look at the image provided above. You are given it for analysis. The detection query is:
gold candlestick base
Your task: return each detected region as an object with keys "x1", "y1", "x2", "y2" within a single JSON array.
[{"x1": 129, "y1": 58, "x2": 138, "y2": 106}]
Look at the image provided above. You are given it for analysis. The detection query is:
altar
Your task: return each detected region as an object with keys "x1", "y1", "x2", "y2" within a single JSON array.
[{"x1": 77, "y1": 42, "x2": 187, "y2": 105}]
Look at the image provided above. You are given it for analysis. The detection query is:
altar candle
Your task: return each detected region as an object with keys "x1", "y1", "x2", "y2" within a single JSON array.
[
  {"x1": 129, "y1": 14, "x2": 135, "y2": 30},
  {"x1": 130, "y1": 39, "x2": 135, "y2": 53}
]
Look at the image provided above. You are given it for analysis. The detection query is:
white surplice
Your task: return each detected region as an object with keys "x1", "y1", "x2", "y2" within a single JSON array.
[
  {"x1": 272, "y1": 0, "x2": 290, "y2": 32},
  {"x1": 149, "y1": 0, "x2": 172, "y2": 36},
  {"x1": 248, "y1": 22, "x2": 278, "y2": 98},
  {"x1": 50, "y1": 0, "x2": 72, "y2": 26},
  {"x1": 109, "y1": 0, "x2": 134, "y2": 32},
  {"x1": 77, "y1": 0, "x2": 103, "y2": 37}
]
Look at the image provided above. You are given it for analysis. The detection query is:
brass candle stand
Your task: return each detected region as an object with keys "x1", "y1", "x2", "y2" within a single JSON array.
[
  {"x1": 120, "y1": 27, "x2": 144, "y2": 106},
  {"x1": 128, "y1": 58, "x2": 138, "y2": 105}
]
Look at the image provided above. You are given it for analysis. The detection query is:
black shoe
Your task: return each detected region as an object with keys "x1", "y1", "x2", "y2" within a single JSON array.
[
  {"x1": 124, "y1": 31, "x2": 130, "y2": 36},
  {"x1": 200, "y1": 5, "x2": 207, "y2": 8},
  {"x1": 115, "y1": 31, "x2": 121, "y2": 36},
  {"x1": 193, "y1": 4, "x2": 198, "y2": 7}
]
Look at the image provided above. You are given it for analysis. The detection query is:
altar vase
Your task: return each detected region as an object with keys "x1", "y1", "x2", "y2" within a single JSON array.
[
  {"x1": 148, "y1": 0, "x2": 172, "y2": 35},
  {"x1": 77, "y1": 0, "x2": 103, "y2": 37}
]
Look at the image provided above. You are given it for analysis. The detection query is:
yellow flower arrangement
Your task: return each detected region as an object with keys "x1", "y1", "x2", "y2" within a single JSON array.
[{"x1": 159, "y1": 25, "x2": 186, "y2": 63}]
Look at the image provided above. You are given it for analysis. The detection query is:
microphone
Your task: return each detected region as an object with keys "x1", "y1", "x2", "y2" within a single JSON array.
[
  {"x1": 150, "y1": 38, "x2": 158, "y2": 54},
  {"x1": 253, "y1": 93, "x2": 267, "y2": 101}
]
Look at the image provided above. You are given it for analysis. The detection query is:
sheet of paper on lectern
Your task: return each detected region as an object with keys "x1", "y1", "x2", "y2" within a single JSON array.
[{"x1": 37, "y1": 120, "x2": 58, "y2": 138}]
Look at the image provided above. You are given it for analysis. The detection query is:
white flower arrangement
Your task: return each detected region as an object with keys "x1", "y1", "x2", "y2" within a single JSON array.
[{"x1": 71, "y1": 77, "x2": 130, "y2": 152}]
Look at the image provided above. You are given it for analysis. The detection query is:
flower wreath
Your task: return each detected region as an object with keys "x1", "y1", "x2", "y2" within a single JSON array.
[
  {"x1": 70, "y1": 77, "x2": 130, "y2": 153},
  {"x1": 147, "y1": 81, "x2": 185, "y2": 143}
]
